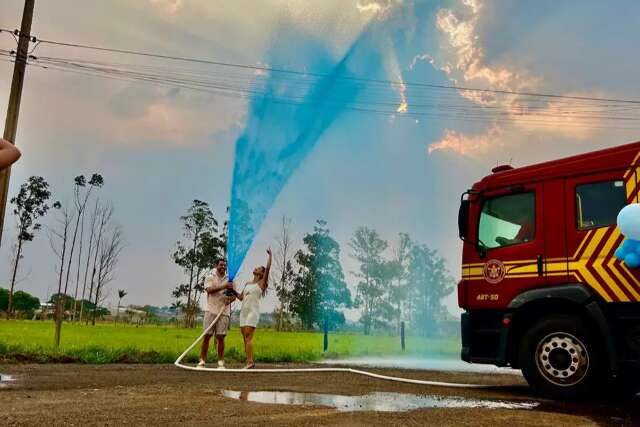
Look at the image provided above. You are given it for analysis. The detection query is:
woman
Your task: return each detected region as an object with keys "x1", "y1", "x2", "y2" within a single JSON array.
[
  {"x1": 237, "y1": 247, "x2": 271, "y2": 369},
  {"x1": 0, "y1": 138, "x2": 21, "y2": 171}
]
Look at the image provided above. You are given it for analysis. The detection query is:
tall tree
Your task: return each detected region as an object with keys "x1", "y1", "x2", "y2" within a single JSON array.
[
  {"x1": 289, "y1": 220, "x2": 351, "y2": 330},
  {"x1": 85, "y1": 202, "x2": 112, "y2": 325},
  {"x1": 273, "y1": 216, "x2": 296, "y2": 331},
  {"x1": 349, "y1": 226, "x2": 395, "y2": 335},
  {"x1": 389, "y1": 233, "x2": 412, "y2": 333},
  {"x1": 92, "y1": 225, "x2": 124, "y2": 325},
  {"x1": 66, "y1": 174, "x2": 103, "y2": 320},
  {"x1": 49, "y1": 203, "x2": 73, "y2": 346},
  {"x1": 172, "y1": 200, "x2": 222, "y2": 327},
  {"x1": 7, "y1": 176, "x2": 55, "y2": 319},
  {"x1": 78, "y1": 199, "x2": 100, "y2": 322},
  {"x1": 405, "y1": 243, "x2": 455, "y2": 337}
]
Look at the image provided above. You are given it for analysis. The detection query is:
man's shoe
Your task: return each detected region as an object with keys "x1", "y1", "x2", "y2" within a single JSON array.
[
  {"x1": 196, "y1": 360, "x2": 206, "y2": 369},
  {"x1": 217, "y1": 360, "x2": 225, "y2": 369}
]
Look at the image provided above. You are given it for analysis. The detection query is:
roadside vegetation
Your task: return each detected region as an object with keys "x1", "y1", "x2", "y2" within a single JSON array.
[
  {"x1": 1, "y1": 184, "x2": 459, "y2": 362},
  {"x1": 0, "y1": 320, "x2": 459, "y2": 364}
]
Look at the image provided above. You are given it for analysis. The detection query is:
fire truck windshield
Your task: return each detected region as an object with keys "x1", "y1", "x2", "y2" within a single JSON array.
[{"x1": 478, "y1": 192, "x2": 535, "y2": 249}]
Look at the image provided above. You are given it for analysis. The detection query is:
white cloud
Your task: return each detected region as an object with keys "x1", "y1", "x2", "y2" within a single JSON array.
[
  {"x1": 356, "y1": 2, "x2": 384, "y2": 14},
  {"x1": 356, "y1": 0, "x2": 403, "y2": 20},
  {"x1": 434, "y1": 0, "x2": 535, "y2": 102},
  {"x1": 429, "y1": 125, "x2": 502, "y2": 156},
  {"x1": 426, "y1": 0, "x2": 603, "y2": 157}
]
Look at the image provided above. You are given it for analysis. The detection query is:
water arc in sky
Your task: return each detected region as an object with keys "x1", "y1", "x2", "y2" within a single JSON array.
[{"x1": 226, "y1": 21, "x2": 396, "y2": 279}]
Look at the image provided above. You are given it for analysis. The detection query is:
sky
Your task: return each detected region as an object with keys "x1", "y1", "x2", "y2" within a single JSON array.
[{"x1": 1, "y1": 0, "x2": 639, "y2": 320}]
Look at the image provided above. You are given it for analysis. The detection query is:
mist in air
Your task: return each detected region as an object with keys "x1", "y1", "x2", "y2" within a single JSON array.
[
  {"x1": 226, "y1": 5, "x2": 460, "y2": 365},
  {"x1": 227, "y1": 12, "x2": 406, "y2": 278}
]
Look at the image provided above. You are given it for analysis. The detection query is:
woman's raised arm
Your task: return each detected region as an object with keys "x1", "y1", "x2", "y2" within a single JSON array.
[{"x1": 261, "y1": 248, "x2": 272, "y2": 289}]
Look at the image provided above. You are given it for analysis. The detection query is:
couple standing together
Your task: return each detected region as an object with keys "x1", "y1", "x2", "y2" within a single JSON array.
[{"x1": 198, "y1": 248, "x2": 271, "y2": 369}]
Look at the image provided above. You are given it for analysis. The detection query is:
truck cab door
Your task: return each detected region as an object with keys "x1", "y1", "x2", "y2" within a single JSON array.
[
  {"x1": 564, "y1": 171, "x2": 640, "y2": 303},
  {"x1": 466, "y1": 183, "x2": 546, "y2": 308}
]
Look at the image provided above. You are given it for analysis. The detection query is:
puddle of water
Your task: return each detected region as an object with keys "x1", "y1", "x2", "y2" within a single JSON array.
[
  {"x1": 221, "y1": 390, "x2": 539, "y2": 412},
  {"x1": 321, "y1": 357, "x2": 520, "y2": 375},
  {"x1": 0, "y1": 374, "x2": 16, "y2": 389}
]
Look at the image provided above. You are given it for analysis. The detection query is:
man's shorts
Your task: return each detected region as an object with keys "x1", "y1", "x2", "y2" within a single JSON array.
[{"x1": 203, "y1": 312, "x2": 230, "y2": 336}]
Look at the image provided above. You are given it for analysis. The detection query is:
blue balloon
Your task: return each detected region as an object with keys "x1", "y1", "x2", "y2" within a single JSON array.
[
  {"x1": 615, "y1": 246, "x2": 627, "y2": 260},
  {"x1": 624, "y1": 252, "x2": 640, "y2": 269},
  {"x1": 618, "y1": 204, "x2": 640, "y2": 240},
  {"x1": 622, "y1": 239, "x2": 635, "y2": 252}
]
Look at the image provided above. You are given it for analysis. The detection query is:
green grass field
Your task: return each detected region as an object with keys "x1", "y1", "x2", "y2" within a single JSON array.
[{"x1": 0, "y1": 320, "x2": 460, "y2": 364}]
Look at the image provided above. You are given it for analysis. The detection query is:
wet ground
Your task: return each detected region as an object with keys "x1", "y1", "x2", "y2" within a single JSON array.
[
  {"x1": 0, "y1": 363, "x2": 637, "y2": 426},
  {"x1": 221, "y1": 389, "x2": 540, "y2": 412}
]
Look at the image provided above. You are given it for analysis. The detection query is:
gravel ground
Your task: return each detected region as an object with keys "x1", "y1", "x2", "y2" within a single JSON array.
[{"x1": 0, "y1": 363, "x2": 637, "y2": 426}]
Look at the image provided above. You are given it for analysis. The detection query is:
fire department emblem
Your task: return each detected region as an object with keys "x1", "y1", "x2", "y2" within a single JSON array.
[{"x1": 483, "y1": 259, "x2": 506, "y2": 284}]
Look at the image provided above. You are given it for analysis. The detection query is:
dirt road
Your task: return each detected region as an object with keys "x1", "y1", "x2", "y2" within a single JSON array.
[{"x1": 0, "y1": 363, "x2": 636, "y2": 426}]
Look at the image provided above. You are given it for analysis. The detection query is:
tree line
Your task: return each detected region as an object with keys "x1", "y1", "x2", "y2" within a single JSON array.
[
  {"x1": 2, "y1": 174, "x2": 124, "y2": 346},
  {"x1": 172, "y1": 200, "x2": 454, "y2": 336}
]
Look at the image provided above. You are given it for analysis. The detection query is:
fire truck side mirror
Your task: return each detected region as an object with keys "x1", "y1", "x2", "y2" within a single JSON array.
[{"x1": 458, "y1": 199, "x2": 470, "y2": 240}]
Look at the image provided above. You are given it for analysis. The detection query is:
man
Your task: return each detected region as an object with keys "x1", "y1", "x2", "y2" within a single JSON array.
[
  {"x1": 198, "y1": 258, "x2": 236, "y2": 369},
  {"x1": 0, "y1": 138, "x2": 21, "y2": 171},
  {"x1": 495, "y1": 213, "x2": 535, "y2": 247}
]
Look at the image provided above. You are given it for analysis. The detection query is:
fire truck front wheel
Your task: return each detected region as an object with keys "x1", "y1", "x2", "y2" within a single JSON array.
[{"x1": 518, "y1": 314, "x2": 607, "y2": 400}]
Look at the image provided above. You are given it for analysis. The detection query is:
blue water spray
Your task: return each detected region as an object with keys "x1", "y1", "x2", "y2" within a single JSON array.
[{"x1": 225, "y1": 22, "x2": 398, "y2": 279}]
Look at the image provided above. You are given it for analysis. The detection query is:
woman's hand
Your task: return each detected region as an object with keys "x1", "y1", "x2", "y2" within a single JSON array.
[
  {"x1": 265, "y1": 247, "x2": 272, "y2": 270},
  {"x1": 0, "y1": 138, "x2": 21, "y2": 171}
]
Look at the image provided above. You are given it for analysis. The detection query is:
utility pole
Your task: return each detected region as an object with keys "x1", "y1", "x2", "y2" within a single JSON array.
[{"x1": 0, "y1": 0, "x2": 35, "y2": 245}]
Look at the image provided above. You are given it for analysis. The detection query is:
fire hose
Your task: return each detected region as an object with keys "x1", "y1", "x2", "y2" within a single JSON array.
[{"x1": 174, "y1": 309, "x2": 489, "y2": 389}]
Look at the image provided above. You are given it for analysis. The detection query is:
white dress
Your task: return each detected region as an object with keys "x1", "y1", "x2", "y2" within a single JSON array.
[{"x1": 240, "y1": 283, "x2": 262, "y2": 327}]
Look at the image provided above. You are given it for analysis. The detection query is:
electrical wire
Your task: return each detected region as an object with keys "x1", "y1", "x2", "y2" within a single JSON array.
[
  {"x1": 35, "y1": 37, "x2": 640, "y2": 105},
  {"x1": 3, "y1": 35, "x2": 640, "y2": 131},
  {"x1": 0, "y1": 28, "x2": 19, "y2": 45},
  {"x1": 17, "y1": 54, "x2": 639, "y2": 131}
]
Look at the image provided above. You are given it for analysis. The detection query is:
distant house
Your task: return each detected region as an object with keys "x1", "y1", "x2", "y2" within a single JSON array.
[
  {"x1": 33, "y1": 303, "x2": 57, "y2": 320},
  {"x1": 109, "y1": 306, "x2": 148, "y2": 325}
]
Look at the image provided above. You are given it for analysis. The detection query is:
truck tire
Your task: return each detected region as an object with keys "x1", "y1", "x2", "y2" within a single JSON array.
[{"x1": 518, "y1": 314, "x2": 607, "y2": 400}]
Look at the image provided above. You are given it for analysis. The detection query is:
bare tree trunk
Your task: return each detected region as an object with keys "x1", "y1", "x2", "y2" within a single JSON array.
[
  {"x1": 92, "y1": 276, "x2": 102, "y2": 326},
  {"x1": 6, "y1": 235, "x2": 23, "y2": 319},
  {"x1": 274, "y1": 216, "x2": 293, "y2": 332},
  {"x1": 64, "y1": 182, "x2": 98, "y2": 319},
  {"x1": 185, "y1": 233, "x2": 198, "y2": 328},
  {"x1": 63, "y1": 187, "x2": 83, "y2": 301},
  {"x1": 86, "y1": 205, "x2": 109, "y2": 325},
  {"x1": 92, "y1": 251, "x2": 106, "y2": 326},
  {"x1": 50, "y1": 207, "x2": 72, "y2": 347},
  {"x1": 72, "y1": 208, "x2": 86, "y2": 320},
  {"x1": 79, "y1": 200, "x2": 99, "y2": 322},
  {"x1": 92, "y1": 225, "x2": 122, "y2": 326}
]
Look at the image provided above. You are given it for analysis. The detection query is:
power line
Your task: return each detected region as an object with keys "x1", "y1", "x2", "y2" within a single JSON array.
[
  {"x1": 34, "y1": 36, "x2": 640, "y2": 105},
  {"x1": 7, "y1": 54, "x2": 639, "y2": 132},
  {"x1": 27, "y1": 55, "x2": 640, "y2": 120},
  {"x1": 4, "y1": 37, "x2": 640, "y2": 131}
]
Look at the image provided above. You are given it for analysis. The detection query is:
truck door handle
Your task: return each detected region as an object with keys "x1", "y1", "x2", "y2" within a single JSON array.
[{"x1": 537, "y1": 255, "x2": 544, "y2": 277}]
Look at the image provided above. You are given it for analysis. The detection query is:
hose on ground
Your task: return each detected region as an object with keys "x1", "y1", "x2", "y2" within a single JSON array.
[{"x1": 174, "y1": 310, "x2": 489, "y2": 389}]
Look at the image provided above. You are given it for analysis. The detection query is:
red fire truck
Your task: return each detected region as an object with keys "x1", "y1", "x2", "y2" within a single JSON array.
[{"x1": 458, "y1": 141, "x2": 640, "y2": 399}]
